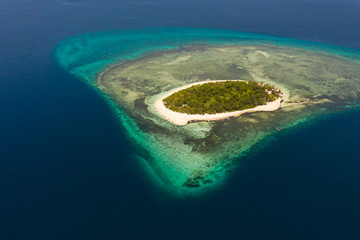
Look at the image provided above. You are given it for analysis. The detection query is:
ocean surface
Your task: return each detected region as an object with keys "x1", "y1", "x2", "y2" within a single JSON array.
[{"x1": 1, "y1": 0, "x2": 360, "y2": 239}]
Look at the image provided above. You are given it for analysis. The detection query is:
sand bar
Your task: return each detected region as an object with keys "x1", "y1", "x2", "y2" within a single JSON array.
[{"x1": 154, "y1": 80, "x2": 286, "y2": 125}]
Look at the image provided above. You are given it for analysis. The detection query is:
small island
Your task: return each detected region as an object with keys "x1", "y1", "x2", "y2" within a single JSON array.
[
  {"x1": 57, "y1": 29, "x2": 360, "y2": 192},
  {"x1": 79, "y1": 41, "x2": 360, "y2": 190},
  {"x1": 155, "y1": 80, "x2": 285, "y2": 125}
]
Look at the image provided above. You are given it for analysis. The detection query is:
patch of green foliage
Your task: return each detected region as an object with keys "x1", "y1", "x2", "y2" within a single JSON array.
[{"x1": 163, "y1": 81, "x2": 281, "y2": 114}]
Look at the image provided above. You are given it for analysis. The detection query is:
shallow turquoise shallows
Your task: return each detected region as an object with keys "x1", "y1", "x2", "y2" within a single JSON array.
[
  {"x1": 54, "y1": 28, "x2": 360, "y2": 83},
  {"x1": 54, "y1": 28, "x2": 360, "y2": 194}
]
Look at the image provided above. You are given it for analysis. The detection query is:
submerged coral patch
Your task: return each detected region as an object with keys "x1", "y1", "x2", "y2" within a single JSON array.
[{"x1": 55, "y1": 28, "x2": 360, "y2": 195}]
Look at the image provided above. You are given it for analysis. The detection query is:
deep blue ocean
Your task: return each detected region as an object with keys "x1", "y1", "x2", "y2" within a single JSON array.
[{"x1": 1, "y1": 0, "x2": 360, "y2": 239}]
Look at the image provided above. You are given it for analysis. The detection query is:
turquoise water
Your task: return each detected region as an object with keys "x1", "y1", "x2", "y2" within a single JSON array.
[
  {"x1": 55, "y1": 28, "x2": 360, "y2": 83},
  {"x1": 54, "y1": 28, "x2": 360, "y2": 194},
  {"x1": 3, "y1": 0, "x2": 360, "y2": 238}
]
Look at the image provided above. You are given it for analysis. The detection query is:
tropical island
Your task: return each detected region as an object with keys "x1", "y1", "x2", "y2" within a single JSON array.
[
  {"x1": 91, "y1": 43, "x2": 360, "y2": 190},
  {"x1": 155, "y1": 80, "x2": 285, "y2": 125},
  {"x1": 56, "y1": 28, "x2": 360, "y2": 192}
]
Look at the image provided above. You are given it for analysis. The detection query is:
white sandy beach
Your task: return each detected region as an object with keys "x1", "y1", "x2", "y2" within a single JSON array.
[{"x1": 154, "y1": 80, "x2": 286, "y2": 125}]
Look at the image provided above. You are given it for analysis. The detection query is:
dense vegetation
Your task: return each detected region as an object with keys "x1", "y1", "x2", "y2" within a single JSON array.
[{"x1": 163, "y1": 81, "x2": 281, "y2": 114}]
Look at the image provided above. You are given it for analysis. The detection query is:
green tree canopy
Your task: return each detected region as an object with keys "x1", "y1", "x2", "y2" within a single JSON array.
[{"x1": 163, "y1": 81, "x2": 281, "y2": 114}]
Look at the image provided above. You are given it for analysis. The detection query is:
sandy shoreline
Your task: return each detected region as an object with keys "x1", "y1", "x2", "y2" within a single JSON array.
[{"x1": 154, "y1": 80, "x2": 286, "y2": 125}]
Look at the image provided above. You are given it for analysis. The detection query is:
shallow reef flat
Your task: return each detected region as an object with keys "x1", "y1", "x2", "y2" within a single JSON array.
[
  {"x1": 54, "y1": 28, "x2": 360, "y2": 195},
  {"x1": 96, "y1": 44, "x2": 360, "y2": 193}
]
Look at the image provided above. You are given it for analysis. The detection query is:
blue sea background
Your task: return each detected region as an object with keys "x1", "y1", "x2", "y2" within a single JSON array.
[{"x1": 1, "y1": 0, "x2": 360, "y2": 239}]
